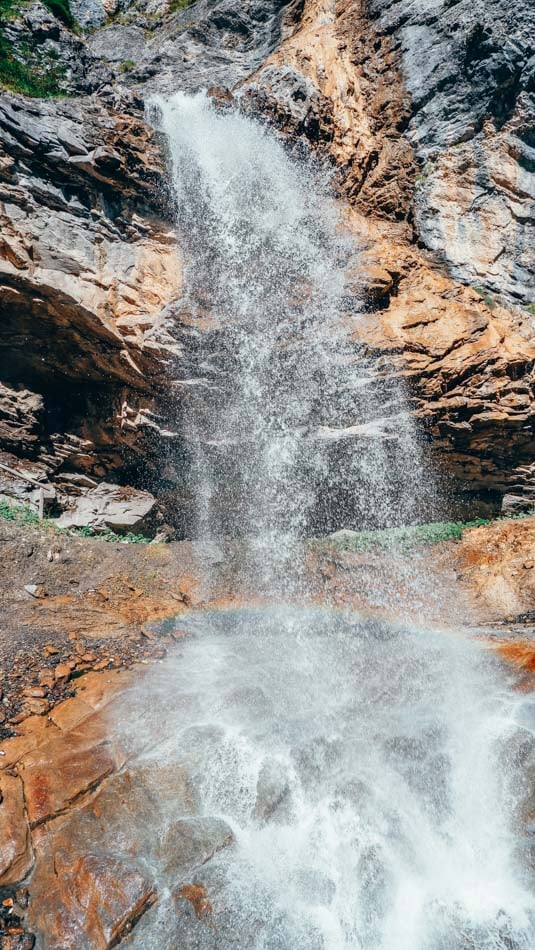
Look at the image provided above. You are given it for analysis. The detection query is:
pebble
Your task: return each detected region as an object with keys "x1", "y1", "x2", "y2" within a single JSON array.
[
  {"x1": 23, "y1": 584, "x2": 46, "y2": 598},
  {"x1": 23, "y1": 687, "x2": 46, "y2": 699},
  {"x1": 24, "y1": 698, "x2": 50, "y2": 715},
  {"x1": 43, "y1": 644, "x2": 59, "y2": 656},
  {"x1": 38, "y1": 670, "x2": 55, "y2": 688}
]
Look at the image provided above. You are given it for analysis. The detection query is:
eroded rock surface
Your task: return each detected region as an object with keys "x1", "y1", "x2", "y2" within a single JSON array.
[
  {"x1": 239, "y1": 0, "x2": 535, "y2": 505},
  {"x1": 1, "y1": 0, "x2": 533, "y2": 517}
]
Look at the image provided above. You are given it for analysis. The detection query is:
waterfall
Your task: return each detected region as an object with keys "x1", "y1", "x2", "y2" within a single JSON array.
[
  {"x1": 117, "y1": 92, "x2": 535, "y2": 949},
  {"x1": 154, "y1": 91, "x2": 433, "y2": 593}
]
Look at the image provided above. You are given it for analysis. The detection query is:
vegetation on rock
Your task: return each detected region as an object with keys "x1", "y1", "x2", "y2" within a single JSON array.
[
  {"x1": 318, "y1": 514, "x2": 535, "y2": 553},
  {"x1": 0, "y1": 500, "x2": 152, "y2": 543},
  {"x1": 0, "y1": 0, "x2": 74, "y2": 96}
]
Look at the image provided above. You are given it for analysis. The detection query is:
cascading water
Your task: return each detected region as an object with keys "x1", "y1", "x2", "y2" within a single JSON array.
[
  {"x1": 153, "y1": 91, "x2": 433, "y2": 594},
  {"x1": 112, "y1": 93, "x2": 535, "y2": 949}
]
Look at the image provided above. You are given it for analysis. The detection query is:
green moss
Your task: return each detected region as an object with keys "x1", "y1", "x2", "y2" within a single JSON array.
[
  {"x1": 69, "y1": 525, "x2": 151, "y2": 543},
  {"x1": 0, "y1": 0, "x2": 77, "y2": 96},
  {"x1": 526, "y1": 303, "x2": 535, "y2": 315},
  {"x1": 0, "y1": 36, "x2": 68, "y2": 95},
  {"x1": 317, "y1": 519, "x2": 494, "y2": 554},
  {"x1": 0, "y1": 0, "x2": 22, "y2": 18},
  {"x1": 315, "y1": 513, "x2": 535, "y2": 554}
]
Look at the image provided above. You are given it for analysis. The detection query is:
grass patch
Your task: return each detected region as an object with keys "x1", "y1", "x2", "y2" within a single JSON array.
[
  {"x1": 118, "y1": 59, "x2": 135, "y2": 73},
  {"x1": 320, "y1": 519, "x2": 491, "y2": 553},
  {"x1": 0, "y1": 35, "x2": 67, "y2": 96},
  {"x1": 168, "y1": 0, "x2": 192, "y2": 11},
  {"x1": 0, "y1": 499, "x2": 152, "y2": 543},
  {"x1": 0, "y1": 0, "x2": 75, "y2": 96},
  {"x1": 0, "y1": 0, "x2": 75, "y2": 26},
  {"x1": 69, "y1": 525, "x2": 151, "y2": 544},
  {"x1": 317, "y1": 512, "x2": 535, "y2": 554},
  {"x1": 43, "y1": 0, "x2": 75, "y2": 28},
  {"x1": 472, "y1": 285, "x2": 496, "y2": 309}
]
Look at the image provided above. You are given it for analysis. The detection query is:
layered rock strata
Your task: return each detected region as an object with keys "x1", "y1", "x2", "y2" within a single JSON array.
[{"x1": 0, "y1": 0, "x2": 533, "y2": 531}]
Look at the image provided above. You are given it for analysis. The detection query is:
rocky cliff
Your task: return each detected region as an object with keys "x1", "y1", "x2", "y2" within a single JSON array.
[{"x1": 1, "y1": 0, "x2": 533, "y2": 533}]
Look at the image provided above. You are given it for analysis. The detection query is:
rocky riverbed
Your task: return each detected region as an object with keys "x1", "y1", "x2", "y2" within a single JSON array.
[{"x1": 1, "y1": 516, "x2": 534, "y2": 946}]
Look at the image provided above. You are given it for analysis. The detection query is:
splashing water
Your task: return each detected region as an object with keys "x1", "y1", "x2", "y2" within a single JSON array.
[
  {"x1": 117, "y1": 609, "x2": 535, "y2": 950},
  {"x1": 120, "y1": 93, "x2": 535, "y2": 949}
]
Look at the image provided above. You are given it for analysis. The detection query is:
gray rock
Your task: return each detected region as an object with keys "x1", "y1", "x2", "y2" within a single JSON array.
[
  {"x1": 87, "y1": 25, "x2": 149, "y2": 64},
  {"x1": 70, "y1": 0, "x2": 107, "y2": 29},
  {"x1": 86, "y1": 0, "x2": 296, "y2": 95},
  {"x1": 368, "y1": 0, "x2": 535, "y2": 302},
  {"x1": 55, "y1": 482, "x2": 157, "y2": 532},
  {"x1": 238, "y1": 64, "x2": 333, "y2": 143}
]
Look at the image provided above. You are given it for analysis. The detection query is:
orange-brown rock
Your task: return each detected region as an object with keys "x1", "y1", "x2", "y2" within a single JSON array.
[
  {"x1": 20, "y1": 729, "x2": 116, "y2": 827},
  {"x1": 27, "y1": 851, "x2": 156, "y2": 950},
  {"x1": 0, "y1": 773, "x2": 33, "y2": 886},
  {"x1": 455, "y1": 516, "x2": 535, "y2": 621},
  {"x1": 175, "y1": 883, "x2": 213, "y2": 919}
]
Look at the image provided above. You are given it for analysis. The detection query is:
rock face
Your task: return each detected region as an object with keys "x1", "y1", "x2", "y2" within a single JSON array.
[
  {"x1": 0, "y1": 89, "x2": 186, "y2": 529},
  {"x1": 238, "y1": 0, "x2": 535, "y2": 508},
  {"x1": 0, "y1": 0, "x2": 533, "y2": 528}
]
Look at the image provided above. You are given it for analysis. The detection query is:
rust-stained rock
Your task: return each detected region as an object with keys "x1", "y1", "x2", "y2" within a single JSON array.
[
  {"x1": 0, "y1": 773, "x2": 33, "y2": 886},
  {"x1": 456, "y1": 516, "x2": 535, "y2": 622},
  {"x1": 174, "y1": 883, "x2": 213, "y2": 919},
  {"x1": 20, "y1": 731, "x2": 116, "y2": 827},
  {"x1": 27, "y1": 851, "x2": 156, "y2": 950}
]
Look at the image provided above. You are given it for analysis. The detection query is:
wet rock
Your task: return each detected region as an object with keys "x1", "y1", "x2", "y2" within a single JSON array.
[
  {"x1": 120, "y1": 891, "x2": 217, "y2": 950},
  {"x1": 0, "y1": 773, "x2": 33, "y2": 886},
  {"x1": 254, "y1": 759, "x2": 291, "y2": 823},
  {"x1": 27, "y1": 851, "x2": 156, "y2": 949},
  {"x1": 175, "y1": 883, "x2": 212, "y2": 920},
  {"x1": 20, "y1": 730, "x2": 116, "y2": 827},
  {"x1": 159, "y1": 817, "x2": 234, "y2": 884},
  {"x1": 239, "y1": 63, "x2": 334, "y2": 142}
]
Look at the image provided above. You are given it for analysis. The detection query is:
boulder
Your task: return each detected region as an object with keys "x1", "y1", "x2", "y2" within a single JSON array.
[
  {"x1": 55, "y1": 483, "x2": 157, "y2": 534},
  {"x1": 28, "y1": 852, "x2": 156, "y2": 949}
]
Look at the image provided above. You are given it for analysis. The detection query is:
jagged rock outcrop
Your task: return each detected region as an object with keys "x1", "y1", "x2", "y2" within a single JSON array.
[
  {"x1": 0, "y1": 0, "x2": 533, "y2": 531},
  {"x1": 240, "y1": 0, "x2": 535, "y2": 303},
  {"x1": 238, "y1": 0, "x2": 535, "y2": 507},
  {"x1": 0, "y1": 90, "x2": 187, "y2": 526}
]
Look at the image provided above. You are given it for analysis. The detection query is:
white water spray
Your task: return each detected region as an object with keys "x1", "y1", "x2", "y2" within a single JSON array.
[
  {"x1": 154, "y1": 92, "x2": 432, "y2": 592},
  {"x1": 117, "y1": 93, "x2": 535, "y2": 949}
]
